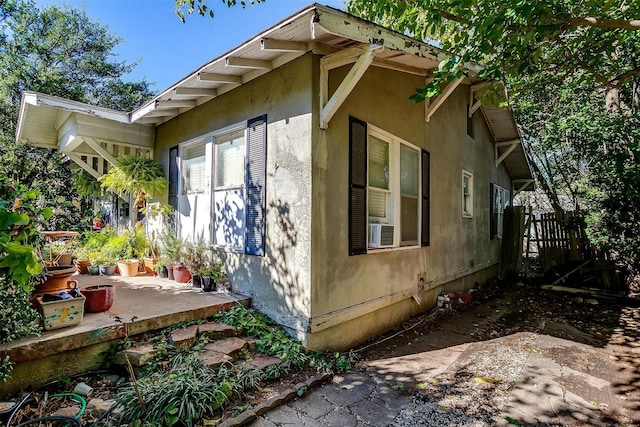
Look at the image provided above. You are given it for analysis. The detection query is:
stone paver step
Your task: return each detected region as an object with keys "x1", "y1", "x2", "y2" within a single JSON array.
[
  {"x1": 199, "y1": 350, "x2": 233, "y2": 369},
  {"x1": 115, "y1": 343, "x2": 156, "y2": 366},
  {"x1": 204, "y1": 337, "x2": 248, "y2": 360},
  {"x1": 198, "y1": 322, "x2": 243, "y2": 340},
  {"x1": 241, "y1": 355, "x2": 282, "y2": 371},
  {"x1": 171, "y1": 324, "x2": 199, "y2": 349}
]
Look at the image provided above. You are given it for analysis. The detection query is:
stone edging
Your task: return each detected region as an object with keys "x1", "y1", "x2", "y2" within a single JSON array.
[{"x1": 219, "y1": 372, "x2": 334, "y2": 427}]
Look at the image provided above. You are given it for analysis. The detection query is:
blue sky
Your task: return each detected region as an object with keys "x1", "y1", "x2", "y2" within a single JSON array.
[{"x1": 35, "y1": 0, "x2": 346, "y2": 92}]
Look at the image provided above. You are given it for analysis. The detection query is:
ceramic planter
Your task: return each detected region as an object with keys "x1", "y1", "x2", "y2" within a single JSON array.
[
  {"x1": 99, "y1": 265, "x2": 117, "y2": 276},
  {"x1": 87, "y1": 265, "x2": 99, "y2": 275},
  {"x1": 156, "y1": 266, "x2": 168, "y2": 278},
  {"x1": 166, "y1": 265, "x2": 175, "y2": 280},
  {"x1": 191, "y1": 274, "x2": 202, "y2": 288},
  {"x1": 83, "y1": 284, "x2": 115, "y2": 313},
  {"x1": 201, "y1": 276, "x2": 213, "y2": 292},
  {"x1": 173, "y1": 264, "x2": 191, "y2": 283},
  {"x1": 117, "y1": 259, "x2": 139, "y2": 277}
]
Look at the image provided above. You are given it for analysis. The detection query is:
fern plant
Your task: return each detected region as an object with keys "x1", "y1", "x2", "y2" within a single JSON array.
[{"x1": 98, "y1": 155, "x2": 167, "y2": 205}]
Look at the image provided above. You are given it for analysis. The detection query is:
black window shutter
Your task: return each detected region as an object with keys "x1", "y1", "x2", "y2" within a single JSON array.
[
  {"x1": 349, "y1": 117, "x2": 367, "y2": 255},
  {"x1": 421, "y1": 149, "x2": 431, "y2": 247},
  {"x1": 490, "y1": 183, "x2": 496, "y2": 239},
  {"x1": 245, "y1": 115, "x2": 267, "y2": 256},
  {"x1": 168, "y1": 145, "x2": 179, "y2": 210}
]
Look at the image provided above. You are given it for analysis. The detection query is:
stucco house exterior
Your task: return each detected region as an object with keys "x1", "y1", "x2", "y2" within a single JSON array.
[{"x1": 16, "y1": 4, "x2": 534, "y2": 350}]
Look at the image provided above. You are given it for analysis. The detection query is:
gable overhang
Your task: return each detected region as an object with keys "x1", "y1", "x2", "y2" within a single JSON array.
[
  {"x1": 16, "y1": 3, "x2": 534, "y2": 189},
  {"x1": 480, "y1": 103, "x2": 535, "y2": 192}
]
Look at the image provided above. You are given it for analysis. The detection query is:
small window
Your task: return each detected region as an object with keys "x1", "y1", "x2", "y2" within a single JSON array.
[
  {"x1": 492, "y1": 184, "x2": 510, "y2": 238},
  {"x1": 467, "y1": 114, "x2": 474, "y2": 138},
  {"x1": 215, "y1": 130, "x2": 245, "y2": 189},
  {"x1": 183, "y1": 143, "x2": 206, "y2": 193},
  {"x1": 462, "y1": 171, "x2": 473, "y2": 217}
]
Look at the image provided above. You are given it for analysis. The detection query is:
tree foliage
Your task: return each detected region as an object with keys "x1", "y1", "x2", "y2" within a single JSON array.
[
  {"x1": 0, "y1": 0, "x2": 154, "y2": 230},
  {"x1": 347, "y1": 0, "x2": 640, "y2": 102},
  {"x1": 174, "y1": 0, "x2": 265, "y2": 22}
]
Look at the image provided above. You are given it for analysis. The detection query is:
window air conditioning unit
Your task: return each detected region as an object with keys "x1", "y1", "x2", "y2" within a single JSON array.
[{"x1": 369, "y1": 224, "x2": 395, "y2": 248}]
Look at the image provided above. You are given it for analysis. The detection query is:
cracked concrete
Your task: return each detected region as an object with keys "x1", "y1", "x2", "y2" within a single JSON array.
[{"x1": 248, "y1": 287, "x2": 639, "y2": 426}]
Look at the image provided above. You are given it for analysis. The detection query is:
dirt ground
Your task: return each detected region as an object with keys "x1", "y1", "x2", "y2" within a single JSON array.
[{"x1": 352, "y1": 276, "x2": 640, "y2": 426}]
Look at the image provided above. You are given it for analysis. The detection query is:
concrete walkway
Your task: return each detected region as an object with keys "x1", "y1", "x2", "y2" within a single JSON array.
[{"x1": 249, "y1": 291, "x2": 640, "y2": 426}]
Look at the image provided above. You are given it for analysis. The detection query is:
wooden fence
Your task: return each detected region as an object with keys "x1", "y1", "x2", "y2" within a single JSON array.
[{"x1": 519, "y1": 208, "x2": 623, "y2": 290}]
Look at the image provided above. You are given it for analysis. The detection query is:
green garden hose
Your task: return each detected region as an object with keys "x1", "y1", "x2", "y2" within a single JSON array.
[{"x1": 49, "y1": 393, "x2": 87, "y2": 419}]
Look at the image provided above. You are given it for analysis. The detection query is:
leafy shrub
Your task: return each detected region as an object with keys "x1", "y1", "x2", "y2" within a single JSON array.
[
  {"x1": 117, "y1": 354, "x2": 232, "y2": 427},
  {"x1": 0, "y1": 178, "x2": 51, "y2": 381}
]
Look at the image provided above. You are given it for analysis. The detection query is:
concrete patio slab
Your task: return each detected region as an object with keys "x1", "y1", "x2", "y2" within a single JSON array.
[{"x1": 1, "y1": 272, "x2": 250, "y2": 398}]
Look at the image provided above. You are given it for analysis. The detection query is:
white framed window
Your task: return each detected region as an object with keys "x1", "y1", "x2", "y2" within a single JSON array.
[
  {"x1": 213, "y1": 127, "x2": 246, "y2": 252},
  {"x1": 367, "y1": 126, "x2": 421, "y2": 249},
  {"x1": 492, "y1": 184, "x2": 510, "y2": 238},
  {"x1": 462, "y1": 170, "x2": 473, "y2": 217},
  {"x1": 182, "y1": 142, "x2": 206, "y2": 193}
]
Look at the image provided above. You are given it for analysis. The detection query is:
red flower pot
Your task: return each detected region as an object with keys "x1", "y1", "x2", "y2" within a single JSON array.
[
  {"x1": 83, "y1": 285, "x2": 115, "y2": 313},
  {"x1": 173, "y1": 265, "x2": 191, "y2": 283}
]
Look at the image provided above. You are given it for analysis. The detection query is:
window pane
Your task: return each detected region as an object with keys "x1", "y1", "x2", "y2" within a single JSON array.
[
  {"x1": 184, "y1": 144, "x2": 205, "y2": 193},
  {"x1": 216, "y1": 132, "x2": 245, "y2": 188},
  {"x1": 400, "y1": 145, "x2": 418, "y2": 196},
  {"x1": 368, "y1": 135, "x2": 389, "y2": 190},
  {"x1": 368, "y1": 189, "x2": 387, "y2": 218},
  {"x1": 401, "y1": 196, "x2": 418, "y2": 243}
]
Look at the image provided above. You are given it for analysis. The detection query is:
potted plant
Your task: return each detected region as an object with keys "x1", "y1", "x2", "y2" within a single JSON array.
[
  {"x1": 153, "y1": 257, "x2": 169, "y2": 278},
  {"x1": 159, "y1": 231, "x2": 184, "y2": 281},
  {"x1": 182, "y1": 234, "x2": 209, "y2": 288},
  {"x1": 98, "y1": 155, "x2": 168, "y2": 211},
  {"x1": 199, "y1": 259, "x2": 227, "y2": 292}
]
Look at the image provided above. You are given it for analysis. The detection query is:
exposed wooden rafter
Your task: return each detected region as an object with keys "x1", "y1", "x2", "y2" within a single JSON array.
[
  {"x1": 424, "y1": 76, "x2": 464, "y2": 123},
  {"x1": 495, "y1": 139, "x2": 520, "y2": 167},
  {"x1": 261, "y1": 38, "x2": 308, "y2": 52},
  {"x1": 197, "y1": 72, "x2": 242, "y2": 84},
  {"x1": 66, "y1": 152, "x2": 101, "y2": 179},
  {"x1": 173, "y1": 87, "x2": 217, "y2": 97},
  {"x1": 225, "y1": 56, "x2": 272, "y2": 70},
  {"x1": 155, "y1": 100, "x2": 197, "y2": 109},
  {"x1": 320, "y1": 43, "x2": 383, "y2": 129}
]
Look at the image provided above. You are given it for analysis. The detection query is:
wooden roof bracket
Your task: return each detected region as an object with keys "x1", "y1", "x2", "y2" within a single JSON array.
[
  {"x1": 495, "y1": 139, "x2": 520, "y2": 167},
  {"x1": 425, "y1": 76, "x2": 464, "y2": 122},
  {"x1": 469, "y1": 82, "x2": 489, "y2": 117},
  {"x1": 319, "y1": 43, "x2": 383, "y2": 129},
  {"x1": 513, "y1": 179, "x2": 534, "y2": 196}
]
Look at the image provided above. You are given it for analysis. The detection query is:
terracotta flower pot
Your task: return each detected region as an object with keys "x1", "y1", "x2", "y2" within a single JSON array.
[
  {"x1": 173, "y1": 264, "x2": 191, "y2": 283},
  {"x1": 83, "y1": 284, "x2": 115, "y2": 313},
  {"x1": 117, "y1": 259, "x2": 139, "y2": 277},
  {"x1": 37, "y1": 265, "x2": 78, "y2": 294},
  {"x1": 143, "y1": 256, "x2": 159, "y2": 274},
  {"x1": 74, "y1": 259, "x2": 91, "y2": 275}
]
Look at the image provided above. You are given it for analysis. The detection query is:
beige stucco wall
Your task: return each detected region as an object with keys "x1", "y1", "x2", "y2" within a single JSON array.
[
  {"x1": 154, "y1": 54, "x2": 315, "y2": 337},
  {"x1": 308, "y1": 61, "x2": 512, "y2": 350}
]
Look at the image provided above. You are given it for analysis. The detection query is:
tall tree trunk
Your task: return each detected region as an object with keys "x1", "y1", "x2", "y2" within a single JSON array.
[{"x1": 529, "y1": 157, "x2": 564, "y2": 214}]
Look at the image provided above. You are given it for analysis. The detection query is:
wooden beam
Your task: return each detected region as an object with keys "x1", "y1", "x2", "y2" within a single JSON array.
[
  {"x1": 312, "y1": 7, "x2": 454, "y2": 66},
  {"x1": 425, "y1": 76, "x2": 464, "y2": 122},
  {"x1": 513, "y1": 179, "x2": 534, "y2": 195},
  {"x1": 143, "y1": 108, "x2": 179, "y2": 118},
  {"x1": 156, "y1": 99, "x2": 197, "y2": 109},
  {"x1": 225, "y1": 56, "x2": 272, "y2": 70},
  {"x1": 197, "y1": 72, "x2": 242, "y2": 84},
  {"x1": 173, "y1": 87, "x2": 217, "y2": 97},
  {"x1": 320, "y1": 44, "x2": 381, "y2": 129},
  {"x1": 83, "y1": 136, "x2": 118, "y2": 166},
  {"x1": 469, "y1": 99, "x2": 482, "y2": 117},
  {"x1": 59, "y1": 135, "x2": 83, "y2": 154},
  {"x1": 261, "y1": 38, "x2": 308, "y2": 52},
  {"x1": 320, "y1": 45, "x2": 368, "y2": 71},
  {"x1": 67, "y1": 152, "x2": 101, "y2": 179},
  {"x1": 372, "y1": 57, "x2": 428, "y2": 77},
  {"x1": 495, "y1": 140, "x2": 520, "y2": 166}
]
